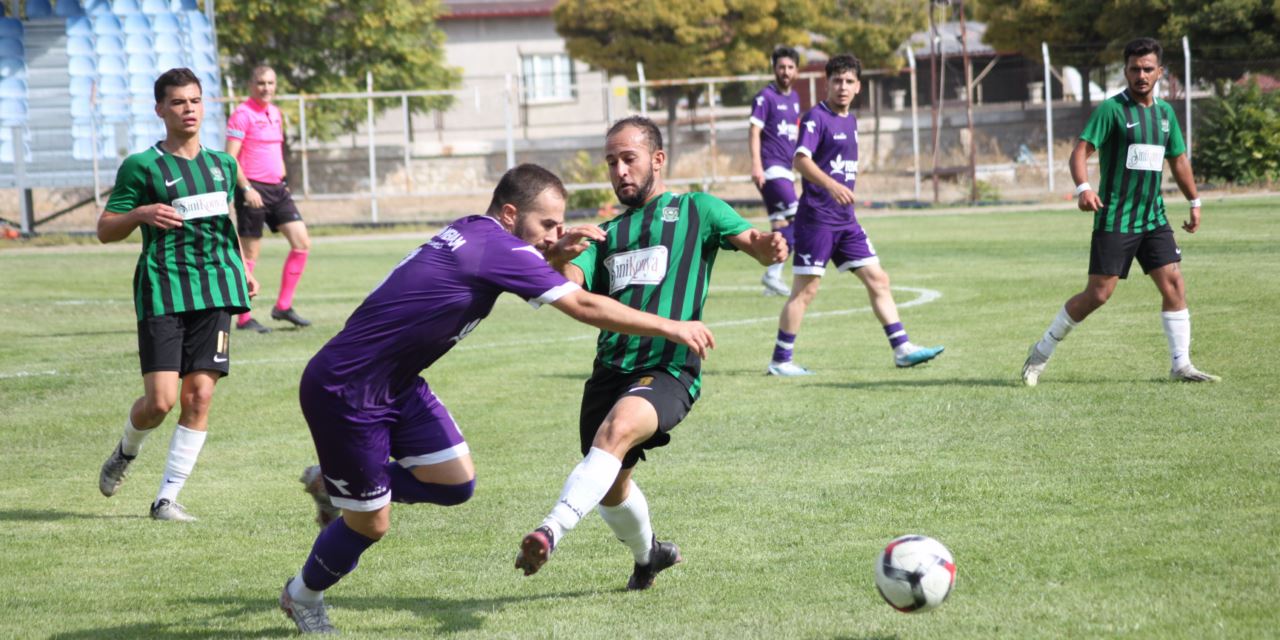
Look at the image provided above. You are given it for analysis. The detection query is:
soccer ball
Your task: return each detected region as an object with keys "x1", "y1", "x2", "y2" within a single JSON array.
[{"x1": 873, "y1": 534, "x2": 956, "y2": 613}]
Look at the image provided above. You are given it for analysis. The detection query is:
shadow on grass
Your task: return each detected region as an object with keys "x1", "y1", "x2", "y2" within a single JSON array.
[
  {"x1": 0, "y1": 509, "x2": 138, "y2": 522},
  {"x1": 19, "y1": 329, "x2": 135, "y2": 338},
  {"x1": 49, "y1": 624, "x2": 293, "y2": 640}
]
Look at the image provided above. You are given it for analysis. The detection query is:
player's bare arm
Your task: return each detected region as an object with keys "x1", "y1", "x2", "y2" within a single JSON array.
[
  {"x1": 795, "y1": 153, "x2": 854, "y2": 205},
  {"x1": 748, "y1": 124, "x2": 766, "y2": 189},
  {"x1": 729, "y1": 228, "x2": 788, "y2": 266},
  {"x1": 225, "y1": 138, "x2": 264, "y2": 209},
  {"x1": 97, "y1": 204, "x2": 183, "y2": 243},
  {"x1": 1168, "y1": 153, "x2": 1201, "y2": 233},
  {"x1": 544, "y1": 224, "x2": 605, "y2": 273},
  {"x1": 551, "y1": 289, "x2": 715, "y2": 359},
  {"x1": 1070, "y1": 140, "x2": 1102, "y2": 212}
]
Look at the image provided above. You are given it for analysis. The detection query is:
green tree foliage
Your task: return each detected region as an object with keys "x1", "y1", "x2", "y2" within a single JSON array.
[
  {"x1": 561, "y1": 150, "x2": 614, "y2": 211},
  {"x1": 554, "y1": 0, "x2": 812, "y2": 154},
  {"x1": 1194, "y1": 80, "x2": 1280, "y2": 184},
  {"x1": 1155, "y1": 0, "x2": 1280, "y2": 92},
  {"x1": 216, "y1": 0, "x2": 459, "y2": 141},
  {"x1": 807, "y1": 0, "x2": 927, "y2": 71}
]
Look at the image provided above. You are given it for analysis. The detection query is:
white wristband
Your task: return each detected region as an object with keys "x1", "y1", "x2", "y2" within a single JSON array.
[
  {"x1": 1189, "y1": 198, "x2": 1202, "y2": 208},
  {"x1": 1074, "y1": 182, "x2": 1092, "y2": 196}
]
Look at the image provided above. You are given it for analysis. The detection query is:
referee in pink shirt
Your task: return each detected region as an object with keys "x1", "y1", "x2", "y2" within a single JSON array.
[{"x1": 227, "y1": 65, "x2": 311, "y2": 332}]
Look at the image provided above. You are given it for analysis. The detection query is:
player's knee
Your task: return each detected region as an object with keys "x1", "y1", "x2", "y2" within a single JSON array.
[
  {"x1": 596, "y1": 417, "x2": 644, "y2": 452},
  {"x1": 395, "y1": 477, "x2": 475, "y2": 507},
  {"x1": 143, "y1": 395, "x2": 176, "y2": 417},
  {"x1": 431, "y1": 478, "x2": 475, "y2": 506},
  {"x1": 1085, "y1": 287, "x2": 1112, "y2": 308},
  {"x1": 183, "y1": 385, "x2": 215, "y2": 413}
]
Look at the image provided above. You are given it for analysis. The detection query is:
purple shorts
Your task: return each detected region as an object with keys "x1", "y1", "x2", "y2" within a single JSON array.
[
  {"x1": 759, "y1": 176, "x2": 798, "y2": 222},
  {"x1": 299, "y1": 367, "x2": 468, "y2": 512},
  {"x1": 791, "y1": 217, "x2": 879, "y2": 277}
]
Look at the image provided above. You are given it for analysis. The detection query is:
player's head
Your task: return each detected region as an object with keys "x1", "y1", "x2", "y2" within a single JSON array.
[
  {"x1": 605, "y1": 116, "x2": 665, "y2": 208},
  {"x1": 771, "y1": 46, "x2": 799, "y2": 90},
  {"x1": 153, "y1": 68, "x2": 203, "y2": 138},
  {"x1": 824, "y1": 54, "x2": 862, "y2": 110},
  {"x1": 1122, "y1": 38, "x2": 1163, "y2": 99},
  {"x1": 487, "y1": 163, "x2": 569, "y2": 253},
  {"x1": 250, "y1": 65, "x2": 277, "y2": 103}
]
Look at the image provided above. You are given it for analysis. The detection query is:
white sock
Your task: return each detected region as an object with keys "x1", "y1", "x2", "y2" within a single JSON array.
[
  {"x1": 1161, "y1": 309, "x2": 1192, "y2": 371},
  {"x1": 597, "y1": 480, "x2": 653, "y2": 565},
  {"x1": 765, "y1": 262, "x2": 784, "y2": 280},
  {"x1": 155, "y1": 425, "x2": 207, "y2": 504},
  {"x1": 1035, "y1": 306, "x2": 1079, "y2": 357},
  {"x1": 289, "y1": 571, "x2": 324, "y2": 605},
  {"x1": 540, "y1": 447, "x2": 622, "y2": 543},
  {"x1": 120, "y1": 416, "x2": 151, "y2": 457},
  {"x1": 893, "y1": 341, "x2": 915, "y2": 358}
]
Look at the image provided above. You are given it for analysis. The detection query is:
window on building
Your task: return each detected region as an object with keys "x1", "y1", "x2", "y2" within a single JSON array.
[{"x1": 521, "y1": 53, "x2": 576, "y2": 103}]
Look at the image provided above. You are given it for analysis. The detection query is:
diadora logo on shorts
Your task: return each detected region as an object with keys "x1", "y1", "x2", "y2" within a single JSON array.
[{"x1": 661, "y1": 206, "x2": 680, "y2": 222}]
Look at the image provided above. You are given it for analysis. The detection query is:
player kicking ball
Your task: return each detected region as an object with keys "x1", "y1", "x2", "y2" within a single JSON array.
[
  {"x1": 277, "y1": 164, "x2": 715, "y2": 634},
  {"x1": 766, "y1": 54, "x2": 943, "y2": 376}
]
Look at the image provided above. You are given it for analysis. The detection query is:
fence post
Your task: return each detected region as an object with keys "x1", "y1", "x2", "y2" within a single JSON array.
[
  {"x1": 366, "y1": 71, "x2": 378, "y2": 223},
  {"x1": 299, "y1": 95, "x2": 311, "y2": 197},
  {"x1": 91, "y1": 81, "x2": 102, "y2": 208},
  {"x1": 707, "y1": 80, "x2": 718, "y2": 186},
  {"x1": 1042, "y1": 42, "x2": 1055, "y2": 193},
  {"x1": 1183, "y1": 35, "x2": 1192, "y2": 161},
  {"x1": 402, "y1": 93, "x2": 413, "y2": 192},
  {"x1": 503, "y1": 74, "x2": 516, "y2": 170},
  {"x1": 637, "y1": 62, "x2": 647, "y2": 118},
  {"x1": 13, "y1": 125, "x2": 33, "y2": 235},
  {"x1": 906, "y1": 48, "x2": 922, "y2": 202}
]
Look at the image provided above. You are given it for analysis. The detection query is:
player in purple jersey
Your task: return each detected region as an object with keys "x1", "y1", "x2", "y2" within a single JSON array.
[
  {"x1": 750, "y1": 46, "x2": 803, "y2": 296},
  {"x1": 766, "y1": 54, "x2": 944, "y2": 376},
  {"x1": 276, "y1": 164, "x2": 716, "y2": 634}
]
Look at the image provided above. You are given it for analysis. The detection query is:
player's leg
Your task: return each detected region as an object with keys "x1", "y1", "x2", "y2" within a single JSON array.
[
  {"x1": 769, "y1": 274, "x2": 821, "y2": 376},
  {"x1": 386, "y1": 380, "x2": 476, "y2": 506},
  {"x1": 1142, "y1": 232, "x2": 1219, "y2": 382},
  {"x1": 843, "y1": 234, "x2": 943, "y2": 368},
  {"x1": 269, "y1": 193, "x2": 312, "y2": 327},
  {"x1": 101, "y1": 316, "x2": 184, "y2": 497},
  {"x1": 234, "y1": 190, "x2": 271, "y2": 333},
  {"x1": 760, "y1": 178, "x2": 797, "y2": 296},
  {"x1": 1025, "y1": 230, "x2": 1131, "y2": 385}
]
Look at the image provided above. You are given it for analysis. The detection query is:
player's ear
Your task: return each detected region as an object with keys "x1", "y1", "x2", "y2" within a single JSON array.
[
  {"x1": 498, "y1": 202, "x2": 520, "y2": 230},
  {"x1": 651, "y1": 148, "x2": 666, "y2": 172}
]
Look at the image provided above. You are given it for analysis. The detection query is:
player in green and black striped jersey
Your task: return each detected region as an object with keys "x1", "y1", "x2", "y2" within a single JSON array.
[
  {"x1": 95, "y1": 68, "x2": 260, "y2": 523},
  {"x1": 515, "y1": 117, "x2": 788, "y2": 588},
  {"x1": 1022, "y1": 38, "x2": 1219, "y2": 387}
]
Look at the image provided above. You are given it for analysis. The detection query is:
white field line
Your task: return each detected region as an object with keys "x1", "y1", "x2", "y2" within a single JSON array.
[{"x1": 1, "y1": 286, "x2": 940, "y2": 380}]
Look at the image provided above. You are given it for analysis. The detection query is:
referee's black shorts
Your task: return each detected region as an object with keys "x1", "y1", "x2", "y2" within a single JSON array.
[
  {"x1": 578, "y1": 360, "x2": 696, "y2": 469},
  {"x1": 1089, "y1": 224, "x2": 1181, "y2": 279},
  {"x1": 235, "y1": 180, "x2": 303, "y2": 238}
]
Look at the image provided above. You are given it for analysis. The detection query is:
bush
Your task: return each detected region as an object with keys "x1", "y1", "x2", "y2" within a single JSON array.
[
  {"x1": 1194, "y1": 80, "x2": 1280, "y2": 185},
  {"x1": 560, "y1": 150, "x2": 614, "y2": 211}
]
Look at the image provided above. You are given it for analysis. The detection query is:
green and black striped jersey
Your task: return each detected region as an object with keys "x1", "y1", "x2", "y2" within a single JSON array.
[
  {"x1": 1080, "y1": 90, "x2": 1187, "y2": 233},
  {"x1": 106, "y1": 143, "x2": 251, "y2": 320},
  {"x1": 572, "y1": 191, "x2": 753, "y2": 398}
]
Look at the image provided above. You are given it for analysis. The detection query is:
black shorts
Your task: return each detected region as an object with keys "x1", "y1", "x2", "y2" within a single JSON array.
[
  {"x1": 235, "y1": 180, "x2": 303, "y2": 238},
  {"x1": 579, "y1": 361, "x2": 696, "y2": 469},
  {"x1": 1089, "y1": 224, "x2": 1181, "y2": 279},
  {"x1": 137, "y1": 309, "x2": 232, "y2": 376}
]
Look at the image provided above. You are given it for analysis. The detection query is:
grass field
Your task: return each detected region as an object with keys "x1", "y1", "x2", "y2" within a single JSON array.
[{"x1": 1, "y1": 196, "x2": 1277, "y2": 639}]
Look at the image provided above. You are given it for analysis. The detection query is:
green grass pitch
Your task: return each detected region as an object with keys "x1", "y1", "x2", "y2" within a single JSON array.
[{"x1": 1, "y1": 197, "x2": 1277, "y2": 638}]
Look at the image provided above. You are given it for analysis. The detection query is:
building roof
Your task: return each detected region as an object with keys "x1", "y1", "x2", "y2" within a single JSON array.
[
  {"x1": 905, "y1": 21, "x2": 998, "y2": 59},
  {"x1": 440, "y1": 0, "x2": 556, "y2": 20}
]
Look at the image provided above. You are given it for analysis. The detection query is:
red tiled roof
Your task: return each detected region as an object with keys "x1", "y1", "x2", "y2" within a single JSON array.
[{"x1": 440, "y1": 0, "x2": 556, "y2": 19}]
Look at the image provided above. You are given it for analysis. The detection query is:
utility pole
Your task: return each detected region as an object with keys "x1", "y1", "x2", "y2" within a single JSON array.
[
  {"x1": 960, "y1": 0, "x2": 976, "y2": 202},
  {"x1": 929, "y1": 0, "x2": 943, "y2": 204}
]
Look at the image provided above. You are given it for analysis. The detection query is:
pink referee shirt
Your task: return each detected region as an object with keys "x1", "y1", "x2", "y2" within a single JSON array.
[{"x1": 227, "y1": 98, "x2": 286, "y2": 184}]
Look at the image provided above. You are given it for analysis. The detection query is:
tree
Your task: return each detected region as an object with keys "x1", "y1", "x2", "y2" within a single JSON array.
[
  {"x1": 1154, "y1": 0, "x2": 1280, "y2": 93},
  {"x1": 808, "y1": 0, "x2": 927, "y2": 71},
  {"x1": 216, "y1": 0, "x2": 459, "y2": 141},
  {"x1": 554, "y1": 0, "x2": 814, "y2": 157},
  {"x1": 978, "y1": 1, "x2": 1115, "y2": 124}
]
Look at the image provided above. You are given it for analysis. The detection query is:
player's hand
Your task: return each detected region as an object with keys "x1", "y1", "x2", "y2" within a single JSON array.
[
  {"x1": 244, "y1": 270, "x2": 260, "y2": 298},
  {"x1": 1183, "y1": 205, "x2": 1201, "y2": 234},
  {"x1": 666, "y1": 320, "x2": 715, "y2": 360},
  {"x1": 1078, "y1": 190, "x2": 1102, "y2": 212},
  {"x1": 830, "y1": 183, "x2": 856, "y2": 205},
  {"x1": 751, "y1": 166, "x2": 766, "y2": 190},
  {"x1": 243, "y1": 187, "x2": 264, "y2": 209},
  {"x1": 137, "y1": 204, "x2": 183, "y2": 230},
  {"x1": 759, "y1": 230, "x2": 788, "y2": 265},
  {"x1": 545, "y1": 224, "x2": 605, "y2": 265}
]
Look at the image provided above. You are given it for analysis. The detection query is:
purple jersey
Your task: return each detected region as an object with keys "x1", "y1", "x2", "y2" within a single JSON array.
[
  {"x1": 749, "y1": 83, "x2": 802, "y2": 173},
  {"x1": 307, "y1": 215, "x2": 578, "y2": 409},
  {"x1": 796, "y1": 101, "x2": 860, "y2": 225}
]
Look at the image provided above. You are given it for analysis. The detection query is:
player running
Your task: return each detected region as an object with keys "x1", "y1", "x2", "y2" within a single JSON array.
[
  {"x1": 226, "y1": 65, "x2": 312, "y2": 333},
  {"x1": 96, "y1": 68, "x2": 259, "y2": 522},
  {"x1": 277, "y1": 164, "x2": 716, "y2": 634},
  {"x1": 515, "y1": 116, "x2": 787, "y2": 590},
  {"x1": 750, "y1": 45, "x2": 803, "y2": 296},
  {"x1": 1022, "y1": 37, "x2": 1219, "y2": 385},
  {"x1": 766, "y1": 54, "x2": 943, "y2": 376}
]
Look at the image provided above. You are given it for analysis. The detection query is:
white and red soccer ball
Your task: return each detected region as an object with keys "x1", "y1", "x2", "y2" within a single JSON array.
[{"x1": 873, "y1": 534, "x2": 956, "y2": 613}]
